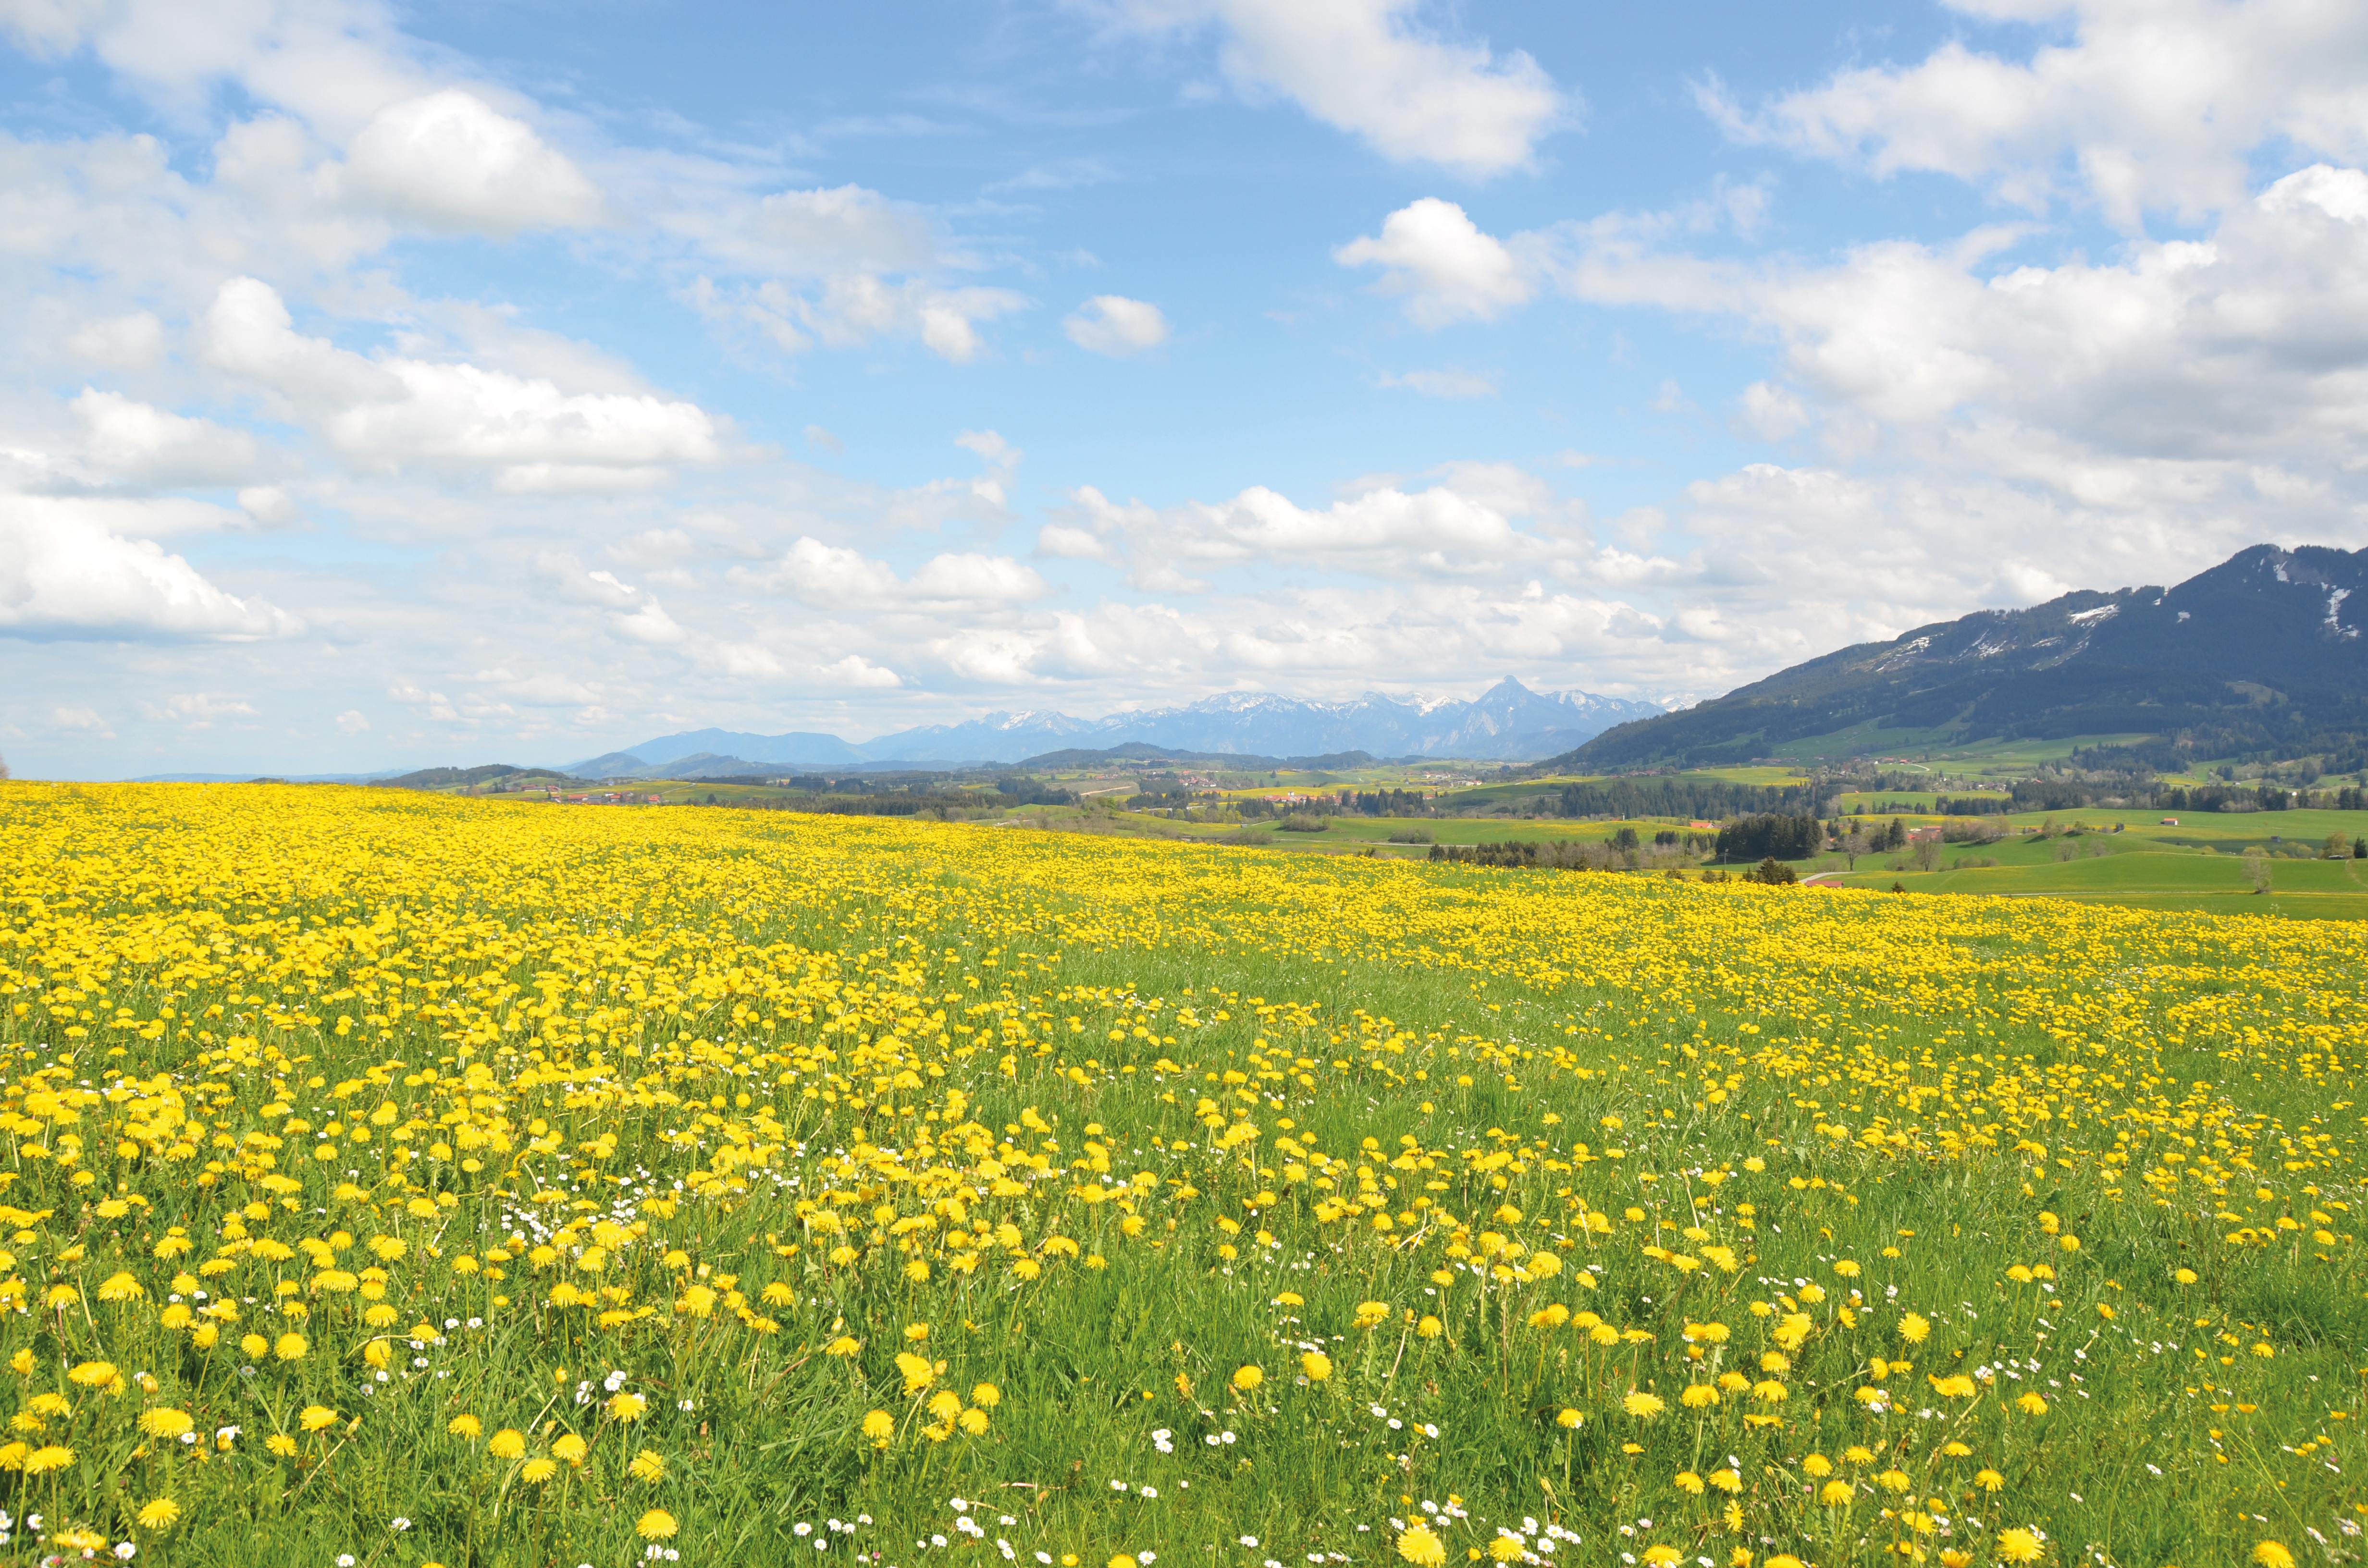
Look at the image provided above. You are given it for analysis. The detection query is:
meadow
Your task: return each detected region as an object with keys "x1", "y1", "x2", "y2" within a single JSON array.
[{"x1": 0, "y1": 783, "x2": 2358, "y2": 1568}]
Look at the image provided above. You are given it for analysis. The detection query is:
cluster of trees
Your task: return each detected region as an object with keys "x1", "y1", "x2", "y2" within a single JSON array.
[
  {"x1": 1713, "y1": 813, "x2": 1824, "y2": 862},
  {"x1": 995, "y1": 776, "x2": 1080, "y2": 806},
  {"x1": 1553, "y1": 777, "x2": 1832, "y2": 821},
  {"x1": 1428, "y1": 840, "x2": 1628, "y2": 870},
  {"x1": 1930, "y1": 795, "x2": 2012, "y2": 816},
  {"x1": 1337, "y1": 788, "x2": 1430, "y2": 816}
]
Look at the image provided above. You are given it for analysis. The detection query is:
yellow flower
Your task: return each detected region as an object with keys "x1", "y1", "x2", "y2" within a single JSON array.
[
  {"x1": 1232, "y1": 1364, "x2": 1263, "y2": 1391},
  {"x1": 1356, "y1": 1301, "x2": 1391, "y2": 1330},
  {"x1": 22, "y1": 1444, "x2": 73, "y2": 1474},
  {"x1": 1417, "y1": 1315, "x2": 1443, "y2": 1338},
  {"x1": 2015, "y1": 1393, "x2": 2048, "y2": 1415},
  {"x1": 448, "y1": 1414, "x2": 482, "y2": 1440},
  {"x1": 66, "y1": 1360, "x2": 118, "y2": 1387},
  {"x1": 300, "y1": 1405, "x2": 339, "y2": 1433},
  {"x1": 274, "y1": 1332, "x2": 308, "y2": 1361},
  {"x1": 1623, "y1": 1391, "x2": 1665, "y2": 1418},
  {"x1": 1681, "y1": 1384, "x2": 1719, "y2": 1408},
  {"x1": 825, "y1": 1335, "x2": 863, "y2": 1357},
  {"x1": 2254, "y1": 1544, "x2": 2296, "y2": 1568},
  {"x1": 1643, "y1": 1549, "x2": 1682, "y2": 1567},
  {"x1": 265, "y1": 1434, "x2": 298, "y2": 1458},
  {"x1": 629, "y1": 1447, "x2": 667, "y2": 1482},
  {"x1": 1801, "y1": 1454, "x2": 1832, "y2": 1477},
  {"x1": 637, "y1": 1508, "x2": 679, "y2": 1540},
  {"x1": 1676, "y1": 1470, "x2": 1705, "y2": 1495},
  {"x1": 137, "y1": 1407, "x2": 194, "y2": 1438},
  {"x1": 1819, "y1": 1480, "x2": 1853, "y2": 1507},
  {"x1": 553, "y1": 1432, "x2": 588, "y2": 1467},
  {"x1": 136, "y1": 1497, "x2": 181, "y2": 1530},
  {"x1": 1301, "y1": 1351, "x2": 1332, "y2": 1382},
  {"x1": 862, "y1": 1409, "x2": 895, "y2": 1446},
  {"x1": 971, "y1": 1382, "x2": 1001, "y2": 1408},
  {"x1": 896, "y1": 1352, "x2": 936, "y2": 1393},
  {"x1": 521, "y1": 1457, "x2": 558, "y2": 1483},
  {"x1": 608, "y1": 1390, "x2": 648, "y2": 1422},
  {"x1": 488, "y1": 1428, "x2": 527, "y2": 1459},
  {"x1": 1397, "y1": 1525, "x2": 1446, "y2": 1567},
  {"x1": 1977, "y1": 1469, "x2": 2005, "y2": 1492},
  {"x1": 959, "y1": 1407, "x2": 990, "y2": 1435},
  {"x1": 1487, "y1": 1535, "x2": 1526, "y2": 1562},
  {"x1": 1555, "y1": 1408, "x2": 1581, "y2": 1428},
  {"x1": 1997, "y1": 1528, "x2": 2044, "y2": 1563},
  {"x1": 1899, "y1": 1313, "x2": 1929, "y2": 1344},
  {"x1": 1766, "y1": 1558, "x2": 1804, "y2": 1568},
  {"x1": 2174, "y1": 1268, "x2": 2198, "y2": 1285}
]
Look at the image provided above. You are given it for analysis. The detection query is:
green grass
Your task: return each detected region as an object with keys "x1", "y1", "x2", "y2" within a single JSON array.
[{"x1": 0, "y1": 784, "x2": 2362, "y2": 1567}]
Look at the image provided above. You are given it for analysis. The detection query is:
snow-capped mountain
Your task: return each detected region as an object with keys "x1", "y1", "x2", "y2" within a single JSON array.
[{"x1": 573, "y1": 679, "x2": 1662, "y2": 773}]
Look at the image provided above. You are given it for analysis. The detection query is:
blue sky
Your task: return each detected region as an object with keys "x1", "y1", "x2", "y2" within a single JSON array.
[{"x1": 7, "y1": 0, "x2": 2368, "y2": 777}]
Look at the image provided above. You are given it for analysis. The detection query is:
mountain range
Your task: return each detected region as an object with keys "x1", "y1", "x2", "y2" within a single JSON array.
[
  {"x1": 1564, "y1": 543, "x2": 2368, "y2": 771},
  {"x1": 569, "y1": 678, "x2": 1663, "y2": 776}
]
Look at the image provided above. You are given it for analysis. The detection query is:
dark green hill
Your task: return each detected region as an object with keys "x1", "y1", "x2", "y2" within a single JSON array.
[{"x1": 1566, "y1": 544, "x2": 2368, "y2": 770}]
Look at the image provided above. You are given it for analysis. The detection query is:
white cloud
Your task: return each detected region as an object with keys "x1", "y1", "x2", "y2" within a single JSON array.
[
  {"x1": 687, "y1": 274, "x2": 1027, "y2": 364},
  {"x1": 820, "y1": 653, "x2": 901, "y2": 688},
  {"x1": 73, "y1": 390, "x2": 265, "y2": 487},
  {"x1": 1036, "y1": 523, "x2": 1119, "y2": 562},
  {"x1": 1065, "y1": 470, "x2": 1546, "y2": 584},
  {"x1": 64, "y1": 311, "x2": 163, "y2": 370},
  {"x1": 1092, "y1": 0, "x2": 1568, "y2": 178},
  {"x1": 1064, "y1": 294, "x2": 1169, "y2": 355},
  {"x1": 1334, "y1": 198, "x2": 1533, "y2": 325},
  {"x1": 747, "y1": 537, "x2": 1048, "y2": 612},
  {"x1": 334, "y1": 708, "x2": 369, "y2": 733},
  {"x1": 747, "y1": 185, "x2": 937, "y2": 274},
  {"x1": 141, "y1": 691, "x2": 257, "y2": 727},
  {"x1": 343, "y1": 89, "x2": 604, "y2": 235},
  {"x1": 202, "y1": 277, "x2": 720, "y2": 484},
  {"x1": 1379, "y1": 368, "x2": 1495, "y2": 398},
  {"x1": 1734, "y1": 381, "x2": 1810, "y2": 441},
  {"x1": 0, "y1": 497, "x2": 302, "y2": 641},
  {"x1": 1702, "y1": 0, "x2": 2368, "y2": 227},
  {"x1": 50, "y1": 704, "x2": 113, "y2": 737}
]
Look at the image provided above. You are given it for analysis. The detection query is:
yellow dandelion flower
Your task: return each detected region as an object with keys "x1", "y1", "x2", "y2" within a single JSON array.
[
  {"x1": 1676, "y1": 1470, "x2": 1705, "y2": 1495},
  {"x1": 300, "y1": 1405, "x2": 338, "y2": 1433},
  {"x1": 520, "y1": 1457, "x2": 558, "y2": 1483},
  {"x1": 274, "y1": 1332, "x2": 308, "y2": 1361},
  {"x1": 1997, "y1": 1528, "x2": 2044, "y2": 1563},
  {"x1": 553, "y1": 1432, "x2": 588, "y2": 1467},
  {"x1": 22, "y1": 1444, "x2": 73, "y2": 1474},
  {"x1": 137, "y1": 1408, "x2": 194, "y2": 1438},
  {"x1": 862, "y1": 1409, "x2": 895, "y2": 1446},
  {"x1": 66, "y1": 1360, "x2": 118, "y2": 1387},
  {"x1": 136, "y1": 1497, "x2": 181, "y2": 1531},
  {"x1": 2254, "y1": 1545, "x2": 2296, "y2": 1568},
  {"x1": 1624, "y1": 1391, "x2": 1666, "y2": 1419},
  {"x1": 1397, "y1": 1525, "x2": 1446, "y2": 1567},
  {"x1": 1487, "y1": 1535, "x2": 1526, "y2": 1562},
  {"x1": 638, "y1": 1508, "x2": 679, "y2": 1540},
  {"x1": 488, "y1": 1428, "x2": 526, "y2": 1459},
  {"x1": 1232, "y1": 1364, "x2": 1264, "y2": 1391},
  {"x1": 1301, "y1": 1352, "x2": 1332, "y2": 1382},
  {"x1": 448, "y1": 1414, "x2": 482, "y2": 1440},
  {"x1": 971, "y1": 1382, "x2": 1000, "y2": 1408},
  {"x1": 629, "y1": 1448, "x2": 666, "y2": 1482},
  {"x1": 1819, "y1": 1480, "x2": 1853, "y2": 1507}
]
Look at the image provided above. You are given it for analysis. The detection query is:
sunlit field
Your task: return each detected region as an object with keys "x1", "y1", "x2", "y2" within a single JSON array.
[{"x1": 0, "y1": 784, "x2": 2360, "y2": 1568}]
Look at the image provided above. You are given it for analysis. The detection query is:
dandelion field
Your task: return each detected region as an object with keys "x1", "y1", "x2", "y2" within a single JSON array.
[{"x1": 0, "y1": 784, "x2": 2360, "y2": 1568}]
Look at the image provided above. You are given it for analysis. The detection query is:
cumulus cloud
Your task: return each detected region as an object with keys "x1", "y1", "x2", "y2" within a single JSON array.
[
  {"x1": 1062, "y1": 470, "x2": 1554, "y2": 588},
  {"x1": 1334, "y1": 198, "x2": 1534, "y2": 325},
  {"x1": 342, "y1": 89, "x2": 604, "y2": 235},
  {"x1": 746, "y1": 537, "x2": 1049, "y2": 611},
  {"x1": 1089, "y1": 0, "x2": 1569, "y2": 178},
  {"x1": 1064, "y1": 294, "x2": 1169, "y2": 355},
  {"x1": 203, "y1": 277, "x2": 719, "y2": 485},
  {"x1": 0, "y1": 497, "x2": 301, "y2": 641},
  {"x1": 73, "y1": 390, "x2": 265, "y2": 487},
  {"x1": 1699, "y1": 0, "x2": 2368, "y2": 227}
]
